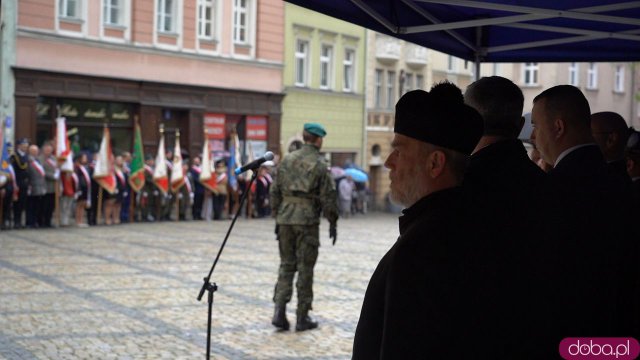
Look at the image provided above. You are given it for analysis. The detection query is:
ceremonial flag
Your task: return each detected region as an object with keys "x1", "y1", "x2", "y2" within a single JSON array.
[
  {"x1": 55, "y1": 117, "x2": 71, "y2": 164},
  {"x1": 228, "y1": 132, "x2": 242, "y2": 191},
  {"x1": 199, "y1": 141, "x2": 218, "y2": 192},
  {"x1": 0, "y1": 117, "x2": 11, "y2": 186},
  {"x1": 170, "y1": 134, "x2": 185, "y2": 192},
  {"x1": 153, "y1": 131, "x2": 169, "y2": 195},
  {"x1": 93, "y1": 125, "x2": 117, "y2": 194},
  {"x1": 128, "y1": 122, "x2": 145, "y2": 192}
]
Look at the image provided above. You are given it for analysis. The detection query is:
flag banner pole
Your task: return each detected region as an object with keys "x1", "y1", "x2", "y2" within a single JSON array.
[
  {"x1": 97, "y1": 187, "x2": 103, "y2": 225},
  {"x1": 55, "y1": 106, "x2": 61, "y2": 227}
]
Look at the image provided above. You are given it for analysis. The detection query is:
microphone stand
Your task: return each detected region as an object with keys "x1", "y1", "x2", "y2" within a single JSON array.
[{"x1": 197, "y1": 170, "x2": 258, "y2": 360}]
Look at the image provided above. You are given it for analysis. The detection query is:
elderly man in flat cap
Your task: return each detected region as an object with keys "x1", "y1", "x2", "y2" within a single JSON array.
[
  {"x1": 270, "y1": 122, "x2": 339, "y2": 332},
  {"x1": 352, "y1": 82, "x2": 484, "y2": 359}
]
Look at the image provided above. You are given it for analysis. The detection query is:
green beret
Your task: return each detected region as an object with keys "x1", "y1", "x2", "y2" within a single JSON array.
[
  {"x1": 394, "y1": 84, "x2": 483, "y2": 155},
  {"x1": 304, "y1": 123, "x2": 327, "y2": 138}
]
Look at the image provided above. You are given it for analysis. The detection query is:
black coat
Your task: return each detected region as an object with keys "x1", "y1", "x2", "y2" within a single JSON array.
[
  {"x1": 10, "y1": 151, "x2": 29, "y2": 189},
  {"x1": 353, "y1": 188, "x2": 483, "y2": 359},
  {"x1": 547, "y1": 145, "x2": 639, "y2": 338}
]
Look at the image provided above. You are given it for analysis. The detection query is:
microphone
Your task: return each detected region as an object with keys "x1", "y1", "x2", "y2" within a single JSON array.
[{"x1": 234, "y1": 151, "x2": 274, "y2": 175}]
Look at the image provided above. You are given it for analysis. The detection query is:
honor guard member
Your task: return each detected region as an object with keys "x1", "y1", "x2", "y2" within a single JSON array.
[
  {"x1": 26, "y1": 144, "x2": 46, "y2": 228},
  {"x1": 178, "y1": 160, "x2": 193, "y2": 220},
  {"x1": 140, "y1": 154, "x2": 157, "y2": 222},
  {"x1": 161, "y1": 150, "x2": 175, "y2": 221},
  {"x1": 270, "y1": 122, "x2": 339, "y2": 332},
  {"x1": 10, "y1": 138, "x2": 30, "y2": 229},
  {"x1": 41, "y1": 141, "x2": 59, "y2": 227}
]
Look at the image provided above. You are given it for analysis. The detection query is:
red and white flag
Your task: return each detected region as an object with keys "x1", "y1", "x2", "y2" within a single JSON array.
[
  {"x1": 93, "y1": 126, "x2": 117, "y2": 194},
  {"x1": 170, "y1": 135, "x2": 185, "y2": 192},
  {"x1": 199, "y1": 141, "x2": 218, "y2": 193},
  {"x1": 153, "y1": 133, "x2": 169, "y2": 195},
  {"x1": 55, "y1": 117, "x2": 71, "y2": 164}
]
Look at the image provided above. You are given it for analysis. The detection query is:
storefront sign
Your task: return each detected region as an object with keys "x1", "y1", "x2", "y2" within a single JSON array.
[
  {"x1": 246, "y1": 116, "x2": 267, "y2": 141},
  {"x1": 112, "y1": 109, "x2": 130, "y2": 120},
  {"x1": 84, "y1": 108, "x2": 107, "y2": 119},
  {"x1": 204, "y1": 113, "x2": 226, "y2": 140},
  {"x1": 61, "y1": 104, "x2": 79, "y2": 117}
]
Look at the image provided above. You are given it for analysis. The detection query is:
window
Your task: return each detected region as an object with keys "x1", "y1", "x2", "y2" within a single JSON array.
[
  {"x1": 387, "y1": 71, "x2": 396, "y2": 109},
  {"x1": 569, "y1": 62, "x2": 579, "y2": 86},
  {"x1": 157, "y1": 0, "x2": 176, "y2": 32},
  {"x1": 233, "y1": 0, "x2": 249, "y2": 44},
  {"x1": 587, "y1": 63, "x2": 598, "y2": 89},
  {"x1": 59, "y1": 0, "x2": 80, "y2": 18},
  {"x1": 523, "y1": 63, "x2": 539, "y2": 86},
  {"x1": 416, "y1": 74, "x2": 424, "y2": 90},
  {"x1": 295, "y1": 40, "x2": 309, "y2": 87},
  {"x1": 103, "y1": 0, "x2": 122, "y2": 25},
  {"x1": 614, "y1": 65, "x2": 625, "y2": 93},
  {"x1": 374, "y1": 69, "x2": 383, "y2": 108},
  {"x1": 404, "y1": 73, "x2": 413, "y2": 94},
  {"x1": 447, "y1": 55, "x2": 456, "y2": 72},
  {"x1": 198, "y1": 0, "x2": 214, "y2": 38},
  {"x1": 343, "y1": 49, "x2": 355, "y2": 92},
  {"x1": 320, "y1": 45, "x2": 333, "y2": 90}
]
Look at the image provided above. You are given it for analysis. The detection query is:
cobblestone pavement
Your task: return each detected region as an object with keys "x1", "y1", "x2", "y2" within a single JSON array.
[{"x1": 0, "y1": 213, "x2": 400, "y2": 359}]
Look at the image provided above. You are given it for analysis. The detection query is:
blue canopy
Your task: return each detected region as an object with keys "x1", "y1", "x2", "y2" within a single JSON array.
[{"x1": 285, "y1": 0, "x2": 640, "y2": 63}]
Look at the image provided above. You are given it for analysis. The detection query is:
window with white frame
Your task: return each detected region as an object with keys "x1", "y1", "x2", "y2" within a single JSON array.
[
  {"x1": 295, "y1": 40, "x2": 309, "y2": 87},
  {"x1": 320, "y1": 45, "x2": 333, "y2": 90},
  {"x1": 447, "y1": 55, "x2": 456, "y2": 73},
  {"x1": 59, "y1": 0, "x2": 81, "y2": 18},
  {"x1": 587, "y1": 63, "x2": 598, "y2": 89},
  {"x1": 569, "y1": 62, "x2": 579, "y2": 86},
  {"x1": 523, "y1": 63, "x2": 539, "y2": 86},
  {"x1": 374, "y1": 69, "x2": 383, "y2": 108},
  {"x1": 614, "y1": 65, "x2": 625, "y2": 93},
  {"x1": 404, "y1": 73, "x2": 413, "y2": 94},
  {"x1": 233, "y1": 0, "x2": 249, "y2": 44},
  {"x1": 157, "y1": 0, "x2": 176, "y2": 32},
  {"x1": 103, "y1": 0, "x2": 122, "y2": 25},
  {"x1": 343, "y1": 49, "x2": 355, "y2": 92},
  {"x1": 387, "y1": 71, "x2": 396, "y2": 109},
  {"x1": 416, "y1": 74, "x2": 424, "y2": 90},
  {"x1": 198, "y1": 0, "x2": 215, "y2": 39}
]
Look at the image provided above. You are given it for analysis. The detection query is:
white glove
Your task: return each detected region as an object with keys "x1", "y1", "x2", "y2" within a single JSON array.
[{"x1": 53, "y1": 170, "x2": 60, "y2": 180}]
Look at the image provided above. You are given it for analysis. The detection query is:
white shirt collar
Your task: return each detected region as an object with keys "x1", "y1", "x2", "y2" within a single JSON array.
[{"x1": 554, "y1": 143, "x2": 598, "y2": 168}]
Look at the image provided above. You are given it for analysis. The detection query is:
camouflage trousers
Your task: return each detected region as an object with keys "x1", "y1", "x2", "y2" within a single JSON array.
[{"x1": 273, "y1": 224, "x2": 319, "y2": 316}]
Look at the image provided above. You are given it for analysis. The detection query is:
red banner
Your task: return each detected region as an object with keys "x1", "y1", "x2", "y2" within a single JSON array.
[
  {"x1": 204, "y1": 113, "x2": 226, "y2": 140},
  {"x1": 246, "y1": 116, "x2": 267, "y2": 141}
]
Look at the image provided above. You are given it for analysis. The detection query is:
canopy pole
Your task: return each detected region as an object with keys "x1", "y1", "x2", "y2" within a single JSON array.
[{"x1": 474, "y1": 25, "x2": 482, "y2": 81}]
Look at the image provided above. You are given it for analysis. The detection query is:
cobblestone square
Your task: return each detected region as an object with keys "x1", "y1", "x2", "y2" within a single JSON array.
[{"x1": 0, "y1": 214, "x2": 399, "y2": 359}]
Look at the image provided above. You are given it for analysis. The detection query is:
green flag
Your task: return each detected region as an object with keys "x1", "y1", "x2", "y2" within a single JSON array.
[{"x1": 129, "y1": 123, "x2": 145, "y2": 192}]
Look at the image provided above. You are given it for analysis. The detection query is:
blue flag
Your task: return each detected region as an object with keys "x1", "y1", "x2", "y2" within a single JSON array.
[{"x1": 0, "y1": 117, "x2": 12, "y2": 184}]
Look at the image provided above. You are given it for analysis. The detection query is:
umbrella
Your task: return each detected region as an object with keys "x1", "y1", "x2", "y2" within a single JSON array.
[
  {"x1": 345, "y1": 168, "x2": 368, "y2": 183},
  {"x1": 330, "y1": 166, "x2": 346, "y2": 179}
]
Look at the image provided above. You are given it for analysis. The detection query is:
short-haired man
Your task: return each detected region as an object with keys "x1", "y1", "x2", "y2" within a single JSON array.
[
  {"x1": 270, "y1": 123, "x2": 339, "y2": 332},
  {"x1": 531, "y1": 85, "x2": 638, "y2": 338},
  {"x1": 352, "y1": 83, "x2": 483, "y2": 358},
  {"x1": 10, "y1": 138, "x2": 30, "y2": 229},
  {"x1": 40, "y1": 141, "x2": 59, "y2": 228},
  {"x1": 626, "y1": 128, "x2": 640, "y2": 201},
  {"x1": 591, "y1": 111, "x2": 631, "y2": 180}
]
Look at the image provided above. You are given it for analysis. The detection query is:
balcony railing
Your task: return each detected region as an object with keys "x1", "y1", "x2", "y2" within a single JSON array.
[
  {"x1": 376, "y1": 36, "x2": 401, "y2": 64},
  {"x1": 405, "y1": 45, "x2": 428, "y2": 68}
]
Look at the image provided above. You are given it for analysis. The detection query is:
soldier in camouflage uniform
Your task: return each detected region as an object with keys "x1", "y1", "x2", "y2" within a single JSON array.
[
  {"x1": 270, "y1": 123, "x2": 339, "y2": 332},
  {"x1": 139, "y1": 155, "x2": 158, "y2": 221}
]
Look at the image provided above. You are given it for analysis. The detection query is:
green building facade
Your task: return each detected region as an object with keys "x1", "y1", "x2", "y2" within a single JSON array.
[{"x1": 282, "y1": 3, "x2": 366, "y2": 167}]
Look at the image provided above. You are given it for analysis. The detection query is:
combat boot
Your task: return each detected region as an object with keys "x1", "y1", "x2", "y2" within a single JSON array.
[
  {"x1": 295, "y1": 311, "x2": 318, "y2": 332},
  {"x1": 271, "y1": 305, "x2": 289, "y2": 330}
]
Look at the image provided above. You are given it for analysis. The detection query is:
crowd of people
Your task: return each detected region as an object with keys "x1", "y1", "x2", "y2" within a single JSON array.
[
  {"x1": 0, "y1": 145, "x2": 277, "y2": 230},
  {"x1": 351, "y1": 78, "x2": 640, "y2": 358}
]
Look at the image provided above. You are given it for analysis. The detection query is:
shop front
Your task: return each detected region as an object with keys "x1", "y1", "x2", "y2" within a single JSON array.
[{"x1": 14, "y1": 69, "x2": 283, "y2": 162}]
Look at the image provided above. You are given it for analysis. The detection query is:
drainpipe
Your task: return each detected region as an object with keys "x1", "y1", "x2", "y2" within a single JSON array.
[{"x1": 361, "y1": 29, "x2": 368, "y2": 169}]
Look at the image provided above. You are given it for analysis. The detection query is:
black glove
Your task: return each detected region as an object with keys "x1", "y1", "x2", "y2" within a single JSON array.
[
  {"x1": 275, "y1": 224, "x2": 280, "y2": 240},
  {"x1": 329, "y1": 226, "x2": 337, "y2": 245}
]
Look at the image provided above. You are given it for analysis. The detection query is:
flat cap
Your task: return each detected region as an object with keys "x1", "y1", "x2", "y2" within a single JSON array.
[
  {"x1": 394, "y1": 84, "x2": 483, "y2": 155},
  {"x1": 17, "y1": 138, "x2": 29, "y2": 145},
  {"x1": 303, "y1": 123, "x2": 327, "y2": 138}
]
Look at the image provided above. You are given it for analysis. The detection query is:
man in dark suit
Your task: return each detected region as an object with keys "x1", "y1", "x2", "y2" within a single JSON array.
[
  {"x1": 591, "y1": 111, "x2": 631, "y2": 181},
  {"x1": 626, "y1": 128, "x2": 640, "y2": 201},
  {"x1": 352, "y1": 82, "x2": 484, "y2": 359},
  {"x1": 531, "y1": 85, "x2": 638, "y2": 339},
  {"x1": 10, "y1": 138, "x2": 30, "y2": 229},
  {"x1": 463, "y1": 76, "x2": 550, "y2": 357}
]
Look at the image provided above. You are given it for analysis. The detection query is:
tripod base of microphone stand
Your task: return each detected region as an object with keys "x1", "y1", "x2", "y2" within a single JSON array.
[{"x1": 203, "y1": 280, "x2": 218, "y2": 360}]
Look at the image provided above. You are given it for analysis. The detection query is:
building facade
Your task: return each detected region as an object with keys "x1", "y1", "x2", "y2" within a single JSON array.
[
  {"x1": 281, "y1": 3, "x2": 365, "y2": 166},
  {"x1": 7, "y1": 0, "x2": 284, "y2": 160}
]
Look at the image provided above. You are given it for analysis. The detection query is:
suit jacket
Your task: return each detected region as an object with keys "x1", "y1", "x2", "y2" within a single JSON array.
[
  {"x1": 27, "y1": 156, "x2": 47, "y2": 196},
  {"x1": 548, "y1": 145, "x2": 638, "y2": 338},
  {"x1": 10, "y1": 151, "x2": 30, "y2": 189},
  {"x1": 41, "y1": 155, "x2": 58, "y2": 194}
]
